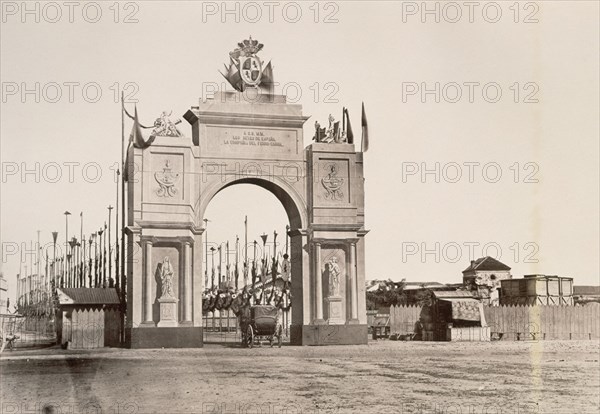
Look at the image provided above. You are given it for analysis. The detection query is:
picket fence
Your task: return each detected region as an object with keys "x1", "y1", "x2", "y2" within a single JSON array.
[
  {"x1": 389, "y1": 303, "x2": 600, "y2": 341},
  {"x1": 483, "y1": 303, "x2": 600, "y2": 340},
  {"x1": 388, "y1": 305, "x2": 423, "y2": 337},
  {"x1": 60, "y1": 308, "x2": 120, "y2": 349}
]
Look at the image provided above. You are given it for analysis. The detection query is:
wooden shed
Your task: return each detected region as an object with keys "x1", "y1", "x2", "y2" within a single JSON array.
[
  {"x1": 56, "y1": 288, "x2": 121, "y2": 349},
  {"x1": 422, "y1": 290, "x2": 489, "y2": 341}
]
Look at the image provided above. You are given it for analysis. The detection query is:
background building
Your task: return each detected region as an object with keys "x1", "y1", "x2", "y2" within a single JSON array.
[
  {"x1": 462, "y1": 257, "x2": 512, "y2": 305},
  {"x1": 573, "y1": 285, "x2": 600, "y2": 304},
  {"x1": 500, "y1": 275, "x2": 574, "y2": 305}
]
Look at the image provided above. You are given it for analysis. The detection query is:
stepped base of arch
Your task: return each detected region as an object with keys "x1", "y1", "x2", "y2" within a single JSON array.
[
  {"x1": 290, "y1": 324, "x2": 368, "y2": 346},
  {"x1": 126, "y1": 326, "x2": 203, "y2": 348}
]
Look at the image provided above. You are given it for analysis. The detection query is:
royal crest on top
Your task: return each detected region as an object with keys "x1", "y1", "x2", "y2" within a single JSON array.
[{"x1": 221, "y1": 36, "x2": 274, "y2": 92}]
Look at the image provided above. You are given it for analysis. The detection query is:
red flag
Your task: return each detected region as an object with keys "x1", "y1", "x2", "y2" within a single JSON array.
[{"x1": 361, "y1": 102, "x2": 369, "y2": 152}]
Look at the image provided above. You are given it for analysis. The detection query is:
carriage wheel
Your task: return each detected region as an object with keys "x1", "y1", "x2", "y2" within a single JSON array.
[
  {"x1": 247, "y1": 326, "x2": 254, "y2": 349},
  {"x1": 277, "y1": 325, "x2": 283, "y2": 348},
  {"x1": 0, "y1": 329, "x2": 5, "y2": 354}
]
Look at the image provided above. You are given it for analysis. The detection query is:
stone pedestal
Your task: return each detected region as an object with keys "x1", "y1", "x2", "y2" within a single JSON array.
[
  {"x1": 325, "y1": 296, "x2": 344, "y2": 324},
  {"x1": 157, "y1": 297, "x2": 178, "y2": 327},
  {"x1": 290, "y1": 324, "x2": 368, "y2": 346}
]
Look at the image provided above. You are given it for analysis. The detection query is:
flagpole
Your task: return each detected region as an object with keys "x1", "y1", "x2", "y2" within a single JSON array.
[
  {"x1": 120, "y1": 91, "x2": 126, "y2": 300},
  {"x1": 98, "y1": 227, "x2": 103, "y2": 287},
  {"x1": 80, "y1": 212, "x2": 83, "y2": 287},
  {"x1": 108, "y1": 206, "x2": 113, "y2": 286},
  {"x1": 285, "y1": 224, "x2": 289, "y2": 256},
  {"x1": 269, "y1": 231, "x2": 278, "y2": 303},
  {"x1": 36, "y1": 231, "x2": 40, "y2": 290},
  {"x1": 235, "y1": 236, "x2": 239, "y2": 290},
  {"x1": 94, "y1": 232, "x2": 98, "y2": 287},
  {"x1": 88, "y1": 237, "x2": 93, "y2": 288},
  {"x1": 120, "y1": 91, "x2": 126, "y2": 343},
  {"x1": 218, "y1": 246, "x2": 222, "y2": 288},
  {"x1": 210, "y1": 247, "x2": 216, "y2": 290},
  {"x1": 52, "y1": 232, "x2": 58, "y2": 290},
  {"x1": 103, "y1": 222, "x2": 107, "y2": 287},
  {"x1": 203, "y1": 218, "x2": 209, "y2": 290},
  {"x1": 252, "y1": 240, "x2": 257, "y2": 291},
  {"x1": 244, "y1": 216, "x2": 248, "y2": 288},
  {"x1": 81, "y1": 236, "x2": 86, "y2": 288},
  {"x1": 115, "y1": 169, "x2": 120, "y2": 290},
  {"x1": 226, "y1": 240, "x2": 230, "y2": 283},
  {"x1": 260, "y1": 233, "x2": 268, "y2": 304},
  {"x1": 18, "y1": 257, "x2": 22, "y2": 308},
  {"x1": 29, "y1": 240, "x2": 33, "y2": 287}
]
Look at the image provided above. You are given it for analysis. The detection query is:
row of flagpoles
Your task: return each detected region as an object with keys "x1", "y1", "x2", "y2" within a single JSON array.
[
  {"x1": 204, "y1": 216, "x2": 291, "y2": 295},
  {"x1": 15, "y1": 207, "x2": 120, "y2": 314},
  {"x1": 11, "y1": 92, "x2": 130, "y2": 325}
]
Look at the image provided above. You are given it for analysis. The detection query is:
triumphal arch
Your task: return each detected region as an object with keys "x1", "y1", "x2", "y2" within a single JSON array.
[{"x1": 125, "y1": 38, "x2": 368, "y2": 347}]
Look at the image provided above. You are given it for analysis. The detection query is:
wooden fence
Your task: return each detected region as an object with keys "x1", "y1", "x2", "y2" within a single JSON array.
[
  {"x1": 483, "y1": 303, "x2": 600, "y2": 340},
  {"x1": 389, "y1": 303, "x2": 600, "y2": 340},
  {"x1": 61, "y1": 308, "x2": 120, "y2": 349},
  {"x1": 389, "y1": 305, "x2": 423, "y2": 336}
]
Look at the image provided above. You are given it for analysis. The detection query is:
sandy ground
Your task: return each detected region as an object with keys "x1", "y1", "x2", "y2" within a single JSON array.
[{"x1": 1, "y1": 340, "x2": 598, "y2": 414}]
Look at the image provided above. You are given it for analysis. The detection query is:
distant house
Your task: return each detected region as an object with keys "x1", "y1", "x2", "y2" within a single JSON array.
[
  {"x1": 573, "y1": 285, "x2": 600, "y2": 304},
  {"x1": 462, "y1": 257, "x2": 512, "y2": 305},
  {"x1": 500, "y1": 275, "x2": 574, "y2": 306}
]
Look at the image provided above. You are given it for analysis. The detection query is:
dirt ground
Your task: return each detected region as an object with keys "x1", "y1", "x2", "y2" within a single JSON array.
[{"x1": 1, "y1": 340, "x2": 599, "y2": 414}]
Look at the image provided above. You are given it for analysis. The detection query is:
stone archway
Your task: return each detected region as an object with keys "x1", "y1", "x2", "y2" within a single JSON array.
[{"x1": 125, "y1": 89, "x2": 368, "y2": 347}]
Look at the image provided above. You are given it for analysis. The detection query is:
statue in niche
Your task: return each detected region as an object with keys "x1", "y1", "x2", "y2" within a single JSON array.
[
  {"x1": 326, "y1": 256, "x2": 341, "y2": 297},
  {"x1": 160, "y1": 257, "x2": 175, "y2": 298}
]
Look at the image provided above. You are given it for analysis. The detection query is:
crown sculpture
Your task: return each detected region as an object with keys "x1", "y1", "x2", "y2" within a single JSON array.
[{"x1": 221, "y1": 36, "x2": 274, "y2": 92}]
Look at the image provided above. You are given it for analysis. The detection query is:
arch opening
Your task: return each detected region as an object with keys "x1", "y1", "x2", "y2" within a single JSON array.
[{"x1": 200, "y1": 177, "x2": 306, "y2": 231}]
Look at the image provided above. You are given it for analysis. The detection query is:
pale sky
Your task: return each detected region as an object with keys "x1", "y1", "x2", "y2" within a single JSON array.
[{"x1": 1, "y1": 1, "x2": 599, "y2": 303}]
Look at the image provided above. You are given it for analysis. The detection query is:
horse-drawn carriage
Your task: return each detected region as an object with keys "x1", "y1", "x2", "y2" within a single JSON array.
[{"x1": 240, "y1": 305, "x2": 283, "y2": 348}]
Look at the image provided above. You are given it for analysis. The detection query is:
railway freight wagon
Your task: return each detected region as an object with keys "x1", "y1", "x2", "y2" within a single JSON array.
[{"x1": 500, "y1": 275, "x2": 573, "y2": 306}]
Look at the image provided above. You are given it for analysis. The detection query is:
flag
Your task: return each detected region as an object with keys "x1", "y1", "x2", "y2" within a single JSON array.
[
  {"x1": 260, "y1": 258, "x2": 268, "y2": 284},
  {"x1": 344, "y1": 108, "x2": 354, "y2": 144},
  {"x1": 268, "y1": 256, "x2": 279, "y2": 302},
  {"x1": 130, "y1": 106, "x2": 156, "y2": 149},
  {"x1": 271, "y1": 256, "x2": 278, "y2": 284},
  {"x1": 220, "y1": 62, "x2": 243, "y2": 92},
  {"x1": 259, "y1": 61, "x2": 275, "y2": 94},
  {"x1": 361, "y1": 102, "x2": 369, "y2": 152},
  {"x1": 234, "y1": 261, "x2": 239, "y2": 290},
  {"x1": 251, "y1": 259, "x2": 257, "y2": 291},
  {"x1": 281, "y1": 257, "x2": 290, "y2": 282}
]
